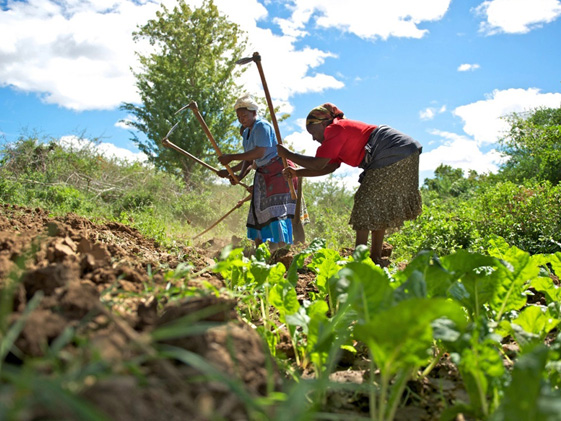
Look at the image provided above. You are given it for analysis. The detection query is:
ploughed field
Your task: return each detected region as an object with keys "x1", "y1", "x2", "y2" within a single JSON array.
[{"x1": 0, "y1": 204, "x2": 495, "y2": 420}]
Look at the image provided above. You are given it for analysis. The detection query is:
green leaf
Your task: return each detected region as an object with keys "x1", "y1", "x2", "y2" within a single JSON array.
[
  {"x1": 305, "y1": 301, "x2": 331, "y2": 369},
  {"x1": 459, "y1": 338, "x2": 505, "y2": 417},
  {"x1": 531, "y1": 275, "x2": 561, "y2": 303},
  {"x1": 214, "y1": 247, "x2": 249, "y2": 287},
  {"x1": 393, "y1": 270, "x2": 427, "y2": 301},
  {"x1": 284, "y1": 306, "x2": 310, "y2": 333},
  {"x1": 269, "y1": 279, "x2": 300, "y2": 317},
  {"x1": 354, "y1": 298, "x2": 467, "y2": 376},
  {"x1": 351, "y1": 244, "x2": 370, "y2": 262},
  {"x1": 550, "y1": 252, "x2": 561, "y2": 278},
  {"x1": 249, "y1": 261, "x2": 272, "y2": 287},
  {"x1": 286, "y1": 238, "x2": 326, "y2": 286},
  {"x1": 432, "y1": 317, "x2": 463, "y2": 343},
  {"x1": 253, "y1": 243, "x2": 271, "y2": 262},
  {"x1": 487, "y1": 239, "x2": 541, "y2": 320},
  {"x1": 441, "y1": 250, "x2": 502, "y2": 320},
  {"x1": 498, "y1": 305, "x2": 561, "y2": 351},
  {"x1": 338, "y1": 262, "x2": 393, "y2": 323},
  {"x1": 515, "y1": 305, "x2": 560, "y2": 339},
  {"x1": 307, "y1": 248, "x2": 342, "y2": 295},
  {"x1": 393, "y1": 251, "x2": 455, "y2": 297},
  {"x1": 491, "y1": 345, "x2": 561, "y2": 421}
]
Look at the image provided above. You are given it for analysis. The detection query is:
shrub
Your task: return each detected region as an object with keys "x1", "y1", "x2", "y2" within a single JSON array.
[{"x1": 475, "y1": 181, "x2": 561, "y2": 254}]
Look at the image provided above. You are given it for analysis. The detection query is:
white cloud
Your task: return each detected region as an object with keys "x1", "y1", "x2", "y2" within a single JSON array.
[
  {"x1": 420, "y1": 108, "x2": 436, "y2": 120},
  {"x1": 420, "y1": 105, "x2": 446, "y2": 121},
  {"x1": 453, "y1": 88, "x2": 561, "y2": 145},
  {"x1": 420, "y1": 130, "x2": 503, "y2": 175},
  {"x1": 0, "y1": 0, "x2": 344, "y2": 113},
  {"x1": 275, "y1": 0, "x2": 452, "y2": 41},
  {"x1": 58, "y1": 135, "x2": 148, "y2": 162},
  {"x1": 0, "y1": 0, "x2": 169, "y2": 111},
  {"x1": 475, "y1": 0, "x2": 561, "y2": 34},
  {"x1": 458, "y1": 63, "x2": 480, "y2": 72},
  {"x1": 115, "y1": 114, "x2": 137, "y2": 130}
]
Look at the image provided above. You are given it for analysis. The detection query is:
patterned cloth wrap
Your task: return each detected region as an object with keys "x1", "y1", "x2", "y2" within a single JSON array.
[
  {"x1": 247, "y1": 156, "x2": 298, "y2": 230},
  {"x1": 305, "y1": 103, "x2": 345, "y2": 125}
]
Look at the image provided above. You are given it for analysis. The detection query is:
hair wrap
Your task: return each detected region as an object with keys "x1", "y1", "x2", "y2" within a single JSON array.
[
  {"x1": 234, "y1": 93, "x2": 259, "y2": 111},
  {"x1": 305, "y1": 103, "x2": 345, "y2": 126}
]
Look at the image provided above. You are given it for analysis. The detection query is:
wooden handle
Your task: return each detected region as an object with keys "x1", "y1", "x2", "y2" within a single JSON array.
[
  {"x1": 188, "y1": 101, "x2": 240, "y2": 184},
  {"x1": 162, "y1": 137, "x2": 220, "y2": 173},
  {"x1": 162, "y1": 137, "x2": 251, "y2": 191},
  {"x1": 252, "y1": 53, "x2": 297, "y2": 200},
  {"x1": 194, "y1": 195, "x2": 252, "y2": 239}
]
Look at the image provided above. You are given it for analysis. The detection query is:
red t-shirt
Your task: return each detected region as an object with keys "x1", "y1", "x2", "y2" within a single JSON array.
[{"x1": 315, "y1": 119, "x2": 377, "y2": 167}]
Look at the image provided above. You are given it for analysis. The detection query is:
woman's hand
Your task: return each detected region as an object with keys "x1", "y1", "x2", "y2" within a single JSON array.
[
  {"x1": 216, "y1": 169, "x2": 230, "y2": 178},
  {"x1": 276, "y1": 144, "x2": 291, "y2": 159},
  {"x1": 218, "y1": 154, "x2": 233, "y2": 165},
  {"x1": 282, "y1": 167, "x2": 297, "y2": 181},
  {"x1": 217, "y1": 169, "x2": 237, "y2": 185}
]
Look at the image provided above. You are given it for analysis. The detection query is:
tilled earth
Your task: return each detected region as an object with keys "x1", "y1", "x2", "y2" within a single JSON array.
[{"x1": 1, "y1": 204, "x2": 468, "y2": 421}]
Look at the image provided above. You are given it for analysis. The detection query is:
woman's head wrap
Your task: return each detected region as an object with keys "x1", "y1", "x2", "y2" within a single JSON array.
[
  {"x1": 305, "y1": 103, "x2": 345, "y2": 126},
  {"x1": 234, "y1": 94, "x2": 259, "y2": 111}
]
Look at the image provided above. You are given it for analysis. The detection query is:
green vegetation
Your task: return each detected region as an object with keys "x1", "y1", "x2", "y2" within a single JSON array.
[
  {"x1": 121, "y1": 0, "x2": 247, "y2": 184},
  {"x1": 1, "y1": 101, "x2": 560, "y2": 420},
  {"x1": 498, "y1": 106, "x2": 561, "y2": 185},
  {"x1": 0, "y1": 134, "x2": 250, "y2": 247}
]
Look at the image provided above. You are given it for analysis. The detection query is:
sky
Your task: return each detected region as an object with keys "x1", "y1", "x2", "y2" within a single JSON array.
[{"x1": 1, "y1": 0, "x2": 561, "y2": 188}]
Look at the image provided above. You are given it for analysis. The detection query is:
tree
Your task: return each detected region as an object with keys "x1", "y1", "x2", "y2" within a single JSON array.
[
  {"x1": 120, "y1": 0, "x2": 247, "y2": 185},
  {"x1": 498, "y1": 106, "x2": 561, "y2": 185},
  {"x1": 422, "y1": 164, "x2": 465, "y2": 196}
]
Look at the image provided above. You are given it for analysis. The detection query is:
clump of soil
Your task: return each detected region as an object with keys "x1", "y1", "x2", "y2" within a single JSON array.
[{"x1": 0, "y1": 204, "x2": 275, "y2": 420}]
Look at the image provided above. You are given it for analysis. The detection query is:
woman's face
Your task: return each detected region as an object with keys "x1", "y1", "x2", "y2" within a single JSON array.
[
  {"x1": 306, "y1": 122, "x2": 326, "y2": 143},
  {"x1": 236, "y1": 108, "x2": 257, "y2": 128}
]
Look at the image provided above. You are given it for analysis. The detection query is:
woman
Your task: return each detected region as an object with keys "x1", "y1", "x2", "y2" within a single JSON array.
[
  {"x1": 277, "y1": 103, "x2": 422, "y2": 266},
  {"x1": 217, "y1": 94, "x2": 298, "y2": 250}
]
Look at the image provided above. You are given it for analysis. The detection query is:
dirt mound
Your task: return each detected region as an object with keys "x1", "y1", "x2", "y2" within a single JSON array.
[{"x1": 1, "y1": 204, "x2": 275, "y2": 420}]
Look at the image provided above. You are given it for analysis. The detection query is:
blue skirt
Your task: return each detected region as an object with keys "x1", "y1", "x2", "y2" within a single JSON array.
[{"x1": 247, "y1": 218, "x2": 293, "y2": 244}]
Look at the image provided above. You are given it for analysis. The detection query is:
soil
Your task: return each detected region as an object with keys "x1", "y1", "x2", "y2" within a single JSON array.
[{"x1": 1, "y1": 204, "x2": 469, "y2": 420}]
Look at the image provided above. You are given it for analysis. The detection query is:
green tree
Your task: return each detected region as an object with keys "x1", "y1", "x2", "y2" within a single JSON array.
[
  {"x1": 422, "y1": 164, "x2": 465, "y2": 197},
  {"x1": 121, "y1": 0, "x2": 247, "y2": 185},
  {"x1": 498, "y1": 106, "x2": 561, "y2": 185}
]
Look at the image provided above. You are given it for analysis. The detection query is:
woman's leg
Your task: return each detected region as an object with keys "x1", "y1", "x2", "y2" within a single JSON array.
[
  {"x1": 370, "y1": 229, "x2": 386, "y2": 263},
  {"x1": 269, "y1": 241, "x2": 286, "y2": 252},
  {"x1": 355, "y1": 230, "x2": 369, "y2": 247}
]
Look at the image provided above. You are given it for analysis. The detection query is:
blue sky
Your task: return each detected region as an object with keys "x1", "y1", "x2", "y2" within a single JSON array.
[{"x1": 1, "y1": 0, "x2": 561, "y2": 187}]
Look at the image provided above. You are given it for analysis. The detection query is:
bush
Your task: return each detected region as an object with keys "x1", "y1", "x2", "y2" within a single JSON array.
[
  {"x1": 475, "y1": 181, "x2": 561, "y2": 254},
  {"x1": 388, "y1": 200, "x2": 482, "y2": 262}
]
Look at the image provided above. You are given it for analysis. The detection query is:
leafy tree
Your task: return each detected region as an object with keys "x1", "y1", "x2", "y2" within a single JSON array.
[
  {"x1": 422, "y1": 164, "x2": 465, "y2": 197},
  {"x1": 121, "y1": 0, "x2": 247, "y2": 185},
  {"x1": 498, "y1": 106, "x2": 561, "y2": 185}
]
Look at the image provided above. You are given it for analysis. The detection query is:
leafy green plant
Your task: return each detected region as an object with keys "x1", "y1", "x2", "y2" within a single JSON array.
[
  {"x1": 334, "y1": 258, "x2": 467, "y2": 421},
  {"x1": 490, "y1": 345, "x2": 561, "y2": 421}
]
